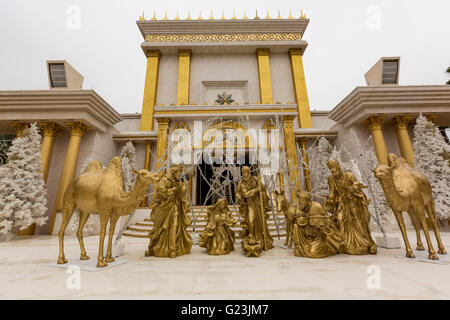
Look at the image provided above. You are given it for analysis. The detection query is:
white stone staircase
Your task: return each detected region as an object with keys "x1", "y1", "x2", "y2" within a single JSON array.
[{"x1": 122, "y1": 206, "x2": 287, "y2": 240}]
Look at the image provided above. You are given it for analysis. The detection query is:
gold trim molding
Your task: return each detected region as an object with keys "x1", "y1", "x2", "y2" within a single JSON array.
[{"x1": 145, "y1": 33, "x2": 302, "y2": 42}]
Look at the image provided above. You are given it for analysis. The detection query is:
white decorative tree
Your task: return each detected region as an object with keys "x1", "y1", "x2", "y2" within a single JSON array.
[
  {"x1": 413, "y1": 114, "x2": 450, "y2": 220},
  {"x1": 120, "y1": 141, "x2": 137, "y2": 192},
  {"x1": 308, "y1": 136, "x2": 333, "y2": 196},
  {"x1": 0, "y1": 123, "x2": 48, "y2": 236}
]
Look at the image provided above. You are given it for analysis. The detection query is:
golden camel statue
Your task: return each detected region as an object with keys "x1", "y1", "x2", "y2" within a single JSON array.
[
  {"x1": 57, "y1": 157, "x2": 160, "y2": 267},
  {"x1": 373, "y1": 154, "x2": 446, "y2": 260},
  {"x1": 273, "y1": 190, "x2": 295, "y2": 247}
]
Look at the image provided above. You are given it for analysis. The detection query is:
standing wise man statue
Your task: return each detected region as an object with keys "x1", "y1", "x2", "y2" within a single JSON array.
[
  {"x1": 145, "y1": 165, "x2": 193, "y2": 258},
  {"x1": 325, "y1": 160, "x2": 377, "y2": 255},
  {"x1": 236, "y1": 166, "x2": 274, "y2": 256}
]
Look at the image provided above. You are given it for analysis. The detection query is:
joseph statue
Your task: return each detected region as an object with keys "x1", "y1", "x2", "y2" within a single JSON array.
[
  {"x1": 236, "y1": 166, "x2": 274, "y2": 252},
  {"x1": 145, "y1": 165, "x2": 193, "y2": 258}
]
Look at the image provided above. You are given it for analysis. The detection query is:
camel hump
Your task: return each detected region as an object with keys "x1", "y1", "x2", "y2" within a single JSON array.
[
  {"x1": 82, "y1": 160, "x2": 103, "y2": 174},
  {"x1": 105, "y1": 157, "x2": 123, "y2": 177}
]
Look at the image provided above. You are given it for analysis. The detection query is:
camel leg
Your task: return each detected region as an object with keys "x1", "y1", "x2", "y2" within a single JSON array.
[
  {"x1": 77, "y1": 210, "x2": 90, "y2": 260},
  {"x1": 392, "y1": 209, "x2": 415, "y2": 258},
  {"x1": 57, "y1": 201, "x2": 76, "y2": 264},
  {"x1": 97, "y1": 212, "x2": 110, "y2": 268},
  {"x1": 425, "y1": 201, "x2": 446, "y2": 255},
  {"x1": 410, "y1": 215, "x2": 424, "y2": 251},
  {"x1": 105, "y1": 214, "x2": 120, "y2": 262},
  {"x1": 415, "y1": 208, "x2": 438, "y2": 260}
]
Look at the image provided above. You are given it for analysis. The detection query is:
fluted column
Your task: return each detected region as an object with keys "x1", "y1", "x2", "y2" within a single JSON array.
[
  {"x1": 154, "y1": 118, "x2": 171, "y2": 170},
  {"x1": 140, "y1": 141, "x2": 153, "y2": 207},
  {"x1": 140, "y1": 50, "x2": 161, "y2": 131},
  {"x1": 288, "y1": 49, "x2": 312, "y2": 128},
  {"x1": 282, "y1": 115, "x2": 301, "y2": 198},
  {"x1": 256, "y1": 48, "x2": 274, "y2": 104},
  {"x1": 38, "y1": 122, "x2": 61, "y2": 182},
  {"x1": 299, "y1": 138, "x2": 311, "y2": 192},
  {"x1": 48, "y1": 121, "x2": 90, "y2": 234},
  {"x1": 176, "y1": 49, "x2": 192, "y2": 106},
  {"x1": 363, "y1": 116, "x2": 388, "y2": 165},
  {"x1": 392, "y1": 115, "x2": 415, "y2": 167}
]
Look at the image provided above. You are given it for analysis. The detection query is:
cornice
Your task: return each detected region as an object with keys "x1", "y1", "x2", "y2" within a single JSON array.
[{"x1": 329, "y1": 85, "x2": 450, "y2": 127}]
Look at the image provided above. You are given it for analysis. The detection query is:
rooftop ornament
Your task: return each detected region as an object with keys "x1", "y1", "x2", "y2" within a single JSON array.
[{"x1": 138, "y1": 9, "x2": 307, "y2": 21}]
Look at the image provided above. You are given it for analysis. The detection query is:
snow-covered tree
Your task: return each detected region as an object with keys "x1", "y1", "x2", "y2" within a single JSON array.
[
  {"x1": 308, "y1": 136, "x2": 333, "y2": 196},
  {"x1": 120, "y1": 141, "x2": 136, "y2": 192},
  {"x1": 0, "y1": 123, "x2": 48, "y2": 236},
  {"x1": 413, "y1": 114, "x2": 450, "y2": 220}
]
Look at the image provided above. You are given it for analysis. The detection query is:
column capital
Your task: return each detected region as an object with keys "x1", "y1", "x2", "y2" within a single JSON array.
[
  {"x1": 65, "y1": 121, "x2": 90, "y2": 137},
  {"x1": 178, "y1": 49, "x2": 192, "y2": 57},
  {"x1": 38, "y1": 122, "x2": 63, "y2": 137},
  {"x1": 12, "y1": 122, "x2": 28, "y2": 137},
  {"x1": 256, "y1": 48, "x2": 270, "y2": 56},
  {"x1": 391, "y1": 115, "x2": 412, "y2": 130},
  {"x1": 156, "y1": 117, "x2": 171, "y2": 127},
  {"x1": 288, "y1": 48, "x2": 304, "y2": 56},
  {"x1": 363, "y1": 115, "x2": 386, "y2": 131},
  {"x1": 282, "y1": 115, "x2": 296, "y2": 124},
  {"x1": 145, "y1": 50, "x2": 161, "y2": 58}
]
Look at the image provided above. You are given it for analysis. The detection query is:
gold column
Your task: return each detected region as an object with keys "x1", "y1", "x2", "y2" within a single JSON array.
[
  {"x1": 288, "y1": 49, "x2": 312, "y2": 128},
  {"x1": 392, "y1": 115, "x2": 415, "y2": 167},
  {"x1": 363, "y1": 116, "x2": 388, "y2": 165},
  {"x1": 38, "y1": 122, "x2": 61, "y2": 182},
  {"x1": 256, "y1": 48, "x2": 274, "y2": 104},
  {"x1": 154, "y1": 118, "x2": 171, "y2": 170},
  {"x1": 12, "y1": 122, "x2": 28, "y2": 138},
  {"x1": 48, "y1": 121, "x2": 90, "y2": 234},
  {"x1": 140, "y1": 141, "x2": 153, "y2": 207},
  {"x1": 282, "y1": 116, "x2": 301, "y2": 198},
  {"x1": 176, "y1": 49, "x2": 192, "y2": 105},
  {"x1": 299, "y1": 138, "x2": 311, "y2": 192},
  {"x1": 140, "y1": 50, "x2": 161, "y2": 131}
]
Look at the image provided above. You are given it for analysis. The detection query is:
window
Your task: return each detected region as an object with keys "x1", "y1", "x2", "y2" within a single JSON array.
[
  {"x1": 49, "y1": 63, "x2": 67, "y2": 88},
  {"x1": 382, "y1": 60, "x2": 399, "y2": 84}
]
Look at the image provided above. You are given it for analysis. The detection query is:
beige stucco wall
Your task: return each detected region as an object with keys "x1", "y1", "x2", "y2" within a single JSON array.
[
  {"x1": 270, "y1": 53, "x2": 295, "y2": 104},
  {"x1": 189, "y1": 53, "x2": 261, "y2": 105},
  {"x1": 156, "y1": 54, "x2": 181, "y2": 107}
]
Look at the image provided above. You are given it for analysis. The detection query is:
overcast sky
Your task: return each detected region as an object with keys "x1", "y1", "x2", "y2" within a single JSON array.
[{"x1": 1, "y1": 0, "x2": 449, "y2": 113}]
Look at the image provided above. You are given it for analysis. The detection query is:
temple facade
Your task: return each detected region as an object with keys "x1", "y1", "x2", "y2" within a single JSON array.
[{"x1": 0, "y1": 14, "x2": 449, "y2": 236}]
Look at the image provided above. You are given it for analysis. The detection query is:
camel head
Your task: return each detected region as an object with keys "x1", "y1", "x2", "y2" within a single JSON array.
[
  {"x1": 133, "y1": 169, "x2": 161, "y2": 187},
  {"x1": 372, "y1": 164, "x2": 392, "y2": 181}
]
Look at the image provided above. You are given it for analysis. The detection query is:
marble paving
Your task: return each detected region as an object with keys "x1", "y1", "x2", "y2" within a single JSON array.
[{"x1": 1, "y1": 231, "x2": 450, "y2": 299}]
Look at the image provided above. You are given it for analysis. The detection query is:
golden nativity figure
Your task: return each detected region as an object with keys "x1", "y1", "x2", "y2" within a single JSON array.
[
  {"x1": 292, "y1": 191, "x2": 343, "y2": 258},
  {"x1": 145, "y1": 165, "x2": 193, "y2": 258},
  {"x1": 199, "y1": 198, "x2": 237, "y2": 255},
  {"x1": 236, "y1": 166, "x2": 274, "y2": 256},
  {"x1": 325, "y1": 160, "x2": 377, "y2": 255}
]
